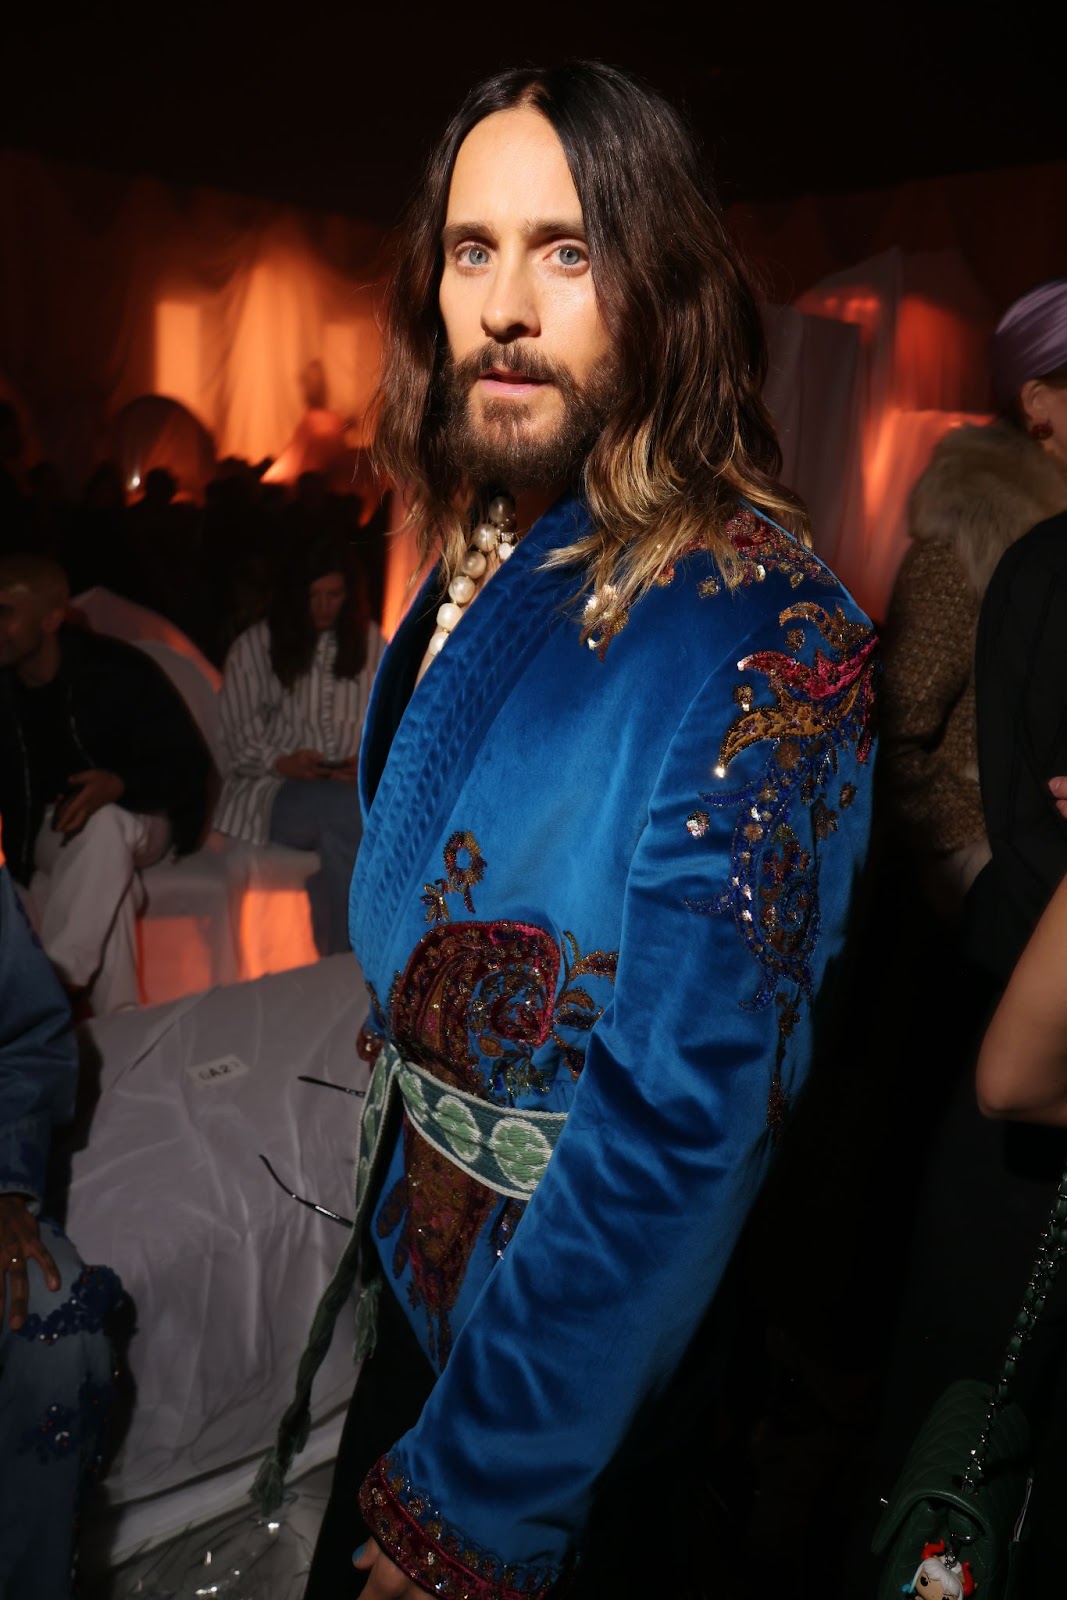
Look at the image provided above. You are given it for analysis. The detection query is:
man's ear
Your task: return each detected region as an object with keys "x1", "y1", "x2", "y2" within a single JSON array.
[
  {"x1": 40, "y1": 603, "x2": 67, "y2": 637},
  {"x1": 1019, "y1": 377, "x2": 1048, "y2": 428}
]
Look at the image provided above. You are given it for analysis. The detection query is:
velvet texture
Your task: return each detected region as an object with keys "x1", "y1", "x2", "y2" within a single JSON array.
[{"x1": 348, "y1": 493, "x2": 879, "y2": 1595}]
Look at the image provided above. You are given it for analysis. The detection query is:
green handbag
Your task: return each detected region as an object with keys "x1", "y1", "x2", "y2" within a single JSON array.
[
  {"x1": 871, "y1": 1165, "x2": 1067, "y2": 1599},
  {"x1": 870, "y1": 1378, "x2": 1030, "y2": 1599}
]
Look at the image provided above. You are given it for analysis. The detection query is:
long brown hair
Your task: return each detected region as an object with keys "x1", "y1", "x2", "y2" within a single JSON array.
[
  {"x1": 371, "y1": 60, "x2": 808, "y2": 634},
  {"x1": 268, "y1": 529, "x2": 370, "y2": 689}
]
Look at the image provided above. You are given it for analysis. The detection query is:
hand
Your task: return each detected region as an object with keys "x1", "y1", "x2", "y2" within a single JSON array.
[
  {"x1": 0, "y1": 1195, "x2": 60, "y2": 1331},
  {"x1": 353, "y1": 1539, "x2": 428, "y2": 1598},
  {"x1": 53, "y1": 770, "x2": 125, "y2": 837},
  {"x1": 324, "y1": 756, "x2": 359, "y2": 784},
  {"x1": 276, "y1": 749, "x2": 326, "y2": 782},
  {"x1": 1049, "y1": 776, "x2": 1067, "y2": 820}
]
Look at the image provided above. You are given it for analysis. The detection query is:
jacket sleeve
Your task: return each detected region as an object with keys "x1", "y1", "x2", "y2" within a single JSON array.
[
  {"x1": 217, "y1": 628, "x2": 292, "y2": 779},
  {"x1": 358, "y1": 626, "x2": 878, "y2": 1598},
  {"x1": 975, "y1": 534, "x2": 1067, "y2": 963},
  {"x1": 880, "y1": 541, "x2": 984, "y2": 853},
  {"x1": 0, "y1": 863, "x2": 78, "y2": 1207}
]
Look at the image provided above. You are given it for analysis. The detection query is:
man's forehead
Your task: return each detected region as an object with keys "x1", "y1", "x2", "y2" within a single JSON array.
[{"x1": 445, "y1": 107, "x2": 583, "y2": 226}]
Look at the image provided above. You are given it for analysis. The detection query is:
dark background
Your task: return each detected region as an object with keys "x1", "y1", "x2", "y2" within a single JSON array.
[{"x1": 3, "y1": 2, "x2": 1063, "y2": 226}]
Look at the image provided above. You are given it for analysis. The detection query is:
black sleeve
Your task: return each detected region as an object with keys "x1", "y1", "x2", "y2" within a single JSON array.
[
  {"x1": 82, "y1": 638, "x2": 214, "y2": 852},
  {"x1": 973, "y1": 518, "x2": 1067, "y2": 975}
]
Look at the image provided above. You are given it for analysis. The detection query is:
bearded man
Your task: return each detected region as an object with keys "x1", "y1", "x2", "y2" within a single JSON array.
[{"x1": 257, "y1": 61, "x2": 879, "y2": 1599}]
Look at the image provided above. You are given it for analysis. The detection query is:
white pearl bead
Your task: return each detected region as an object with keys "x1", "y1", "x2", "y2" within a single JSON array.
[
  {"x1": 448, "y1": 573, "x2": 476, "y2": 604},
  {"x1": 437, "y1": 601, "x2": 463, "y2": 631},
  {"x1": 462, "y1": 548, "x2": 487, "y2": 578},
  {"x1": 472, "y1": 523, "x2": 499, "y2": 552},
  {"x1": 498, "y1": 540, "x2": 514, "y2": 561},
  {"x1": 427, "y1": 629, "x2": 448, "y2": 656}
]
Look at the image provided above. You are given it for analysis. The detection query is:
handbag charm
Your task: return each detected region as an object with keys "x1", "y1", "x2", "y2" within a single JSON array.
[
  {"x1": 906, "y1": 1541, "x2": 976, "y2": 1598},
  {"x1": 873, "y1": 1163, "x2": 1067, "y2": 1598}
]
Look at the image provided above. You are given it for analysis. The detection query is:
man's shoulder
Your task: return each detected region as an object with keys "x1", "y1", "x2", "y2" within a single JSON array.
[
  {"x1": 654, "y1": 505, "x2": 868, "y2": 626},
  {"x1": 61, "y1": 623, "x2": 192, "y2": 709},
  {"x1": 60, "y1": 621, "x2": 141, "y2": 667}
]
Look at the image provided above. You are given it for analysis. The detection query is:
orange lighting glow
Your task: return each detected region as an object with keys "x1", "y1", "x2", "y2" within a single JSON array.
[
  {"x1": 238, "y1": 887, "x2": 318, "y2": 982},
  {"x1": 155, "y1": 301, "x2": 202, "y2": 413}
]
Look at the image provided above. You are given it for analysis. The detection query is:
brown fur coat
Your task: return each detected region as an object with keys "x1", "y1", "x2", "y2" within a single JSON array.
[{"x1": 880, "y1": 423, "x2": 1067, "y2": 894}]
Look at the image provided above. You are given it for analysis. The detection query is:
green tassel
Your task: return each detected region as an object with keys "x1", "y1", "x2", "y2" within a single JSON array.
[
  {"x1": 250, "y1": 1450, "x2": 287, "y2": 1516},
  {"x1": 353, "y1": 1276, "x2": 382, "y2": 1361},
  {"x1": 249, "y1": 1054, "x2": 400, "y2": 1517}
]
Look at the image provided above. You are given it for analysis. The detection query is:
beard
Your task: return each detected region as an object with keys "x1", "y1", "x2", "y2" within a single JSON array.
[{"x1": 440, "y1": 341, "x2": 619, "y2": 491}]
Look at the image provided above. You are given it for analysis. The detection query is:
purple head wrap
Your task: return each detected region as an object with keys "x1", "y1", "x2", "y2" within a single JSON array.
[{"x1": 991, "y1": 278, "x2": 1067, "y2": 407}]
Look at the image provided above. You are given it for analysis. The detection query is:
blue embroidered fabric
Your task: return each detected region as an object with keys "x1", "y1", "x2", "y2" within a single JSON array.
[{"x1": 344, "y1": 494, "x2": 879, "y2": 1594}]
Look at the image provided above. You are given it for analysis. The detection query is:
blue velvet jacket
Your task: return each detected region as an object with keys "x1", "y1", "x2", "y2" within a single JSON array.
[{"x1": 351, "y1": 494, "x2": 879, "y2": 1598}]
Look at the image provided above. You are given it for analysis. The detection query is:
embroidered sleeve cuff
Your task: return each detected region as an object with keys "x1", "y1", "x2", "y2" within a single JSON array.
[{"x1": 359, "y1": 1453, "x2": 564, "y2": 1600}]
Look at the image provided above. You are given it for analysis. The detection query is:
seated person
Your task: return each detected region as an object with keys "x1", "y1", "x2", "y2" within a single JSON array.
[
  {"x1": 213, "y1": 529, "x2": 383, "y2": 957},
  {"x1": 0, "y1": 834, "x2": 125, "y2": 1599},
  {"x1": 0, "y1": 554, "x2": 215, "y2": 1014}
]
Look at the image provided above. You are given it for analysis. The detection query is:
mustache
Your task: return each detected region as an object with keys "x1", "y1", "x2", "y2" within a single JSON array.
[{"x1": 446, "y1": 342, "x2": 579, "y2": 394}]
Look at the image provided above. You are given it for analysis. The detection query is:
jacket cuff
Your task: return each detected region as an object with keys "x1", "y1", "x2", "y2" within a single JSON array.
[
  {"x1": 359, "y1": 1452, "x2": 564, "y2": 1600},
  {"x1": 0, "y1": 1112, "x2": 48, "y2": 1205}
]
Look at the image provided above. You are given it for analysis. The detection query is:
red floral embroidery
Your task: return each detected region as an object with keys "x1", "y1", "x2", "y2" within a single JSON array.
[{"x1": 378, "y1": 907, "x2": 616, "y2": 1361}]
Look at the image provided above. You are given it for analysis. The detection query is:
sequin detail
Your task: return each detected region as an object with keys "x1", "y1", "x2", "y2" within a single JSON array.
[
  {"x1": 17, "y1": 1373, "x2": 112, "y2": 1463},
  {"x1": 721, "y1": 506, "x2": 835, "y2": 590},
  {"x1": 16, "y1": 1263, "x2": 124, "y2": 1344},
  {"x1": 422, "y1": 832, "x2": 488, "y2": 923},
  {"x1": 684, "y1": 597, "x2": 878, "y2": 1136},
  {"x1": 359, "y1": 1454, "x2": 562, "y2": 1600}
]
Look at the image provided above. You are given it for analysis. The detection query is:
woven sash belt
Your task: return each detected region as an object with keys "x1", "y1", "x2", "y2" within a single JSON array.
[{"x1": 251, "y1": 1040, "x2": 568, "y2": 1513}]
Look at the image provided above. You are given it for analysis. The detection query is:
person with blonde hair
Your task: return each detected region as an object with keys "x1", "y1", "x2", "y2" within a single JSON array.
[{"x1": 256, "y1": 60, "x2": 879, "y2": 1599}]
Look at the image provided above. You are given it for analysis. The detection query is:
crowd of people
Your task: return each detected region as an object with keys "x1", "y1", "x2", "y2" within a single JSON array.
[
  {"x1": 0, "y1": 424, "x2": 389, "y2": 674},
  {"x1": 2, "y1": 53, "x2": 1067, "y2": 1600}
]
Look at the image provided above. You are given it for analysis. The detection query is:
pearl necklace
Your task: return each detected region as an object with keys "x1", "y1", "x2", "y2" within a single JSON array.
[{"x1": 426, "y1": 492, "x2": 518, "y2": 660}]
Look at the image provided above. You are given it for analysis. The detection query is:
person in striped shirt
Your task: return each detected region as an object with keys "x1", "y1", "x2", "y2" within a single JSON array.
[{"x1": 214, "y1": 528, "x2": 384, "y2": 955}]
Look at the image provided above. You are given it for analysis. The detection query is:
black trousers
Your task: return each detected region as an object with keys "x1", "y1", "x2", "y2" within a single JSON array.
[
  {"x1": 304, "y1": 1285, "x2": 435, "y2": 1598},
  {"x1": 303, "y1": 1280, "x2": 738, "y2": 1599}
]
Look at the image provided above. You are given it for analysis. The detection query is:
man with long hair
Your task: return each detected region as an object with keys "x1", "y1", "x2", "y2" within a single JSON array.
[{"x1": 257, "y1": 61, "x2": 879, "y2": 1598}]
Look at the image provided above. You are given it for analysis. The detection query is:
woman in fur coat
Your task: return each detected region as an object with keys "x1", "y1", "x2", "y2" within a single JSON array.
[{"x1": 880, "y1": 398, "x2": 1067, "y2": 920}]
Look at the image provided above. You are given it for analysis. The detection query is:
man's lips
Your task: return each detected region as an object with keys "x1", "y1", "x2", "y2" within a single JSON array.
[{"x1": 478, "y1": 368, "x2": 551, "y2": 395}]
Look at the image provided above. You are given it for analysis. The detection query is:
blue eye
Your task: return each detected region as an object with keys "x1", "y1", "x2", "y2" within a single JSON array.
[
  {"x1": 557, "y1": 245, "x2": 583, "y2": 267},
  {"x1": 461, "y1": 245, "x2": 489, "y2": 267}
]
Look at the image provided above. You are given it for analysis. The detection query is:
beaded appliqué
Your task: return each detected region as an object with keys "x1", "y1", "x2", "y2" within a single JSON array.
[
  {"x1": 378, "y1": 835, "x2": 617, "y2": 1360},
  {"x1": 359, "y1": 1454, "x2": 561, "y2": 1600},
  {"x1": 720, "y1": 505, "x2": 835, "y2": 591},
  {"x1": 685, "y1": 598, "x2": 878, "y2": 1137},
  {"x1": 422, "y1": 831, "x2": 487, "y2": 923},
  {"x1": 15, "y1": 1262, "x2": 124, "y2": 1344},
  {"x1": 17, "y1": 1372, "x2": 113, "y2": 1464}
]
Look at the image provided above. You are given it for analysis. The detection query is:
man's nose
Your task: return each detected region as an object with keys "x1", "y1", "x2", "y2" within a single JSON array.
[{"x1": 481, "y1": 257, "x2": 539, "y2": 343}]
